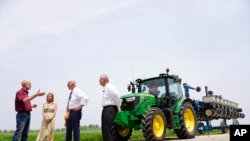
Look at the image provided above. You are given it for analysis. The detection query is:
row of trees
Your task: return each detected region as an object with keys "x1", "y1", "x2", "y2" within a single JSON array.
[
  {"x1": 81, "y1": 124, "x2": 100, "y2": 130},
  {"x1": 0, "y1": 124, "x2": 100, "y2": 133},
  {"x1": 56, "y1": 124, "x2": 100, "y2": 131},
  {"x1": 0, "y1": 130, "x2": 10, "y2": 133}
]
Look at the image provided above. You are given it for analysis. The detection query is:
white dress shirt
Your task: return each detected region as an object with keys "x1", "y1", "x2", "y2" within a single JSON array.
[
  {"x1": 68, "y1": 87, "x2": 89, "y2": 110},
  {"x1": 102, "y1": 83, "x2": 121, "y2": 107}
]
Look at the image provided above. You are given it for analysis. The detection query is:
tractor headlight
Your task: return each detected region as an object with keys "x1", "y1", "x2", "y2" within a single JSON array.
[{"x1": 126, "y1": 97, "x2": 136, "y2": 102}]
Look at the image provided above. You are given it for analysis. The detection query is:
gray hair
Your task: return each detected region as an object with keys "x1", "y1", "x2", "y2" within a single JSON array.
[{"x1": 68, "y1": 80, "x2": 76, "y2": 86}]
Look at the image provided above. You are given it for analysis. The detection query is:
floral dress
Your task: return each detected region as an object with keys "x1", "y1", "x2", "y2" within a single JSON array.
[{"x1": 36, "y1": 102, "x2": 56, "y2": 141}]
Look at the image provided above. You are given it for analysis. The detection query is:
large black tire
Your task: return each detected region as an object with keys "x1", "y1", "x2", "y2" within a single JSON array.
[
  {"x1": 112, "y1": 124, "x2": 132, "y2": 141},
  {"x1": 142, "y1": 107, "x2": 166, "y2": 141},
  {"x1": 174, "y1": 102, "x2": 197, "y2": 139}
]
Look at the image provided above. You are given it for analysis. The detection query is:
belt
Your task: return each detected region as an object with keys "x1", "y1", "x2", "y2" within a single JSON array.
[
  {"x1": 103, "y1": 105, "x2": 117, "y2": 109},
  {"x1": 19, "y1": 111, "x2": 31, "y2": 115},
  {"x1": 69, "y1": 109, "x2": 82, "y2": 112}
]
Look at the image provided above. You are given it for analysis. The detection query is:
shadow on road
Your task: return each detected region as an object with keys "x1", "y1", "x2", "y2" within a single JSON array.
[{"x1": 131, "y1": 137, "x2": 185, "y2": 141}]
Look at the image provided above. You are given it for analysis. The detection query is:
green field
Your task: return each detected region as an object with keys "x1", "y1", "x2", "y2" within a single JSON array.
[{"x1": 0, "y1": 129, "x2": 224, "y2": 141}]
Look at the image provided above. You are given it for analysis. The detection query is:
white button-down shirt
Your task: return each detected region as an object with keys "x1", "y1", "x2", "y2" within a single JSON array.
[
  {"x1": 102, "y1": 83, "x2": 121, "y2": 107},
  {"x1": 68, "y1": 87, "x2": 89, "y2": 110}
]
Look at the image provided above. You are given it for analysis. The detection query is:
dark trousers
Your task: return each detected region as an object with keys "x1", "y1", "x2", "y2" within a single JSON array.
[
  {"x1": 66, "y1": 110, "x2": 82, "y2": 141},
  {"x1": 12, "y1": 112, "x2": 31, "y2": 141},
  {"x1": 101, "y1": 106, "x2": 118, "y2": 141}
]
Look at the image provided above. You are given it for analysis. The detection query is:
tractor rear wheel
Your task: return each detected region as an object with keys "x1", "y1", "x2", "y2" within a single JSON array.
[
  {"x1": 112, "y1": 124, "x2": 132, "y2": 141},
  {"x1": 142, "y1": 107, "x2": 166, "y2": 141},
  {"x1": 175, "y1": 102, "x2": 197, "y2": 139}
]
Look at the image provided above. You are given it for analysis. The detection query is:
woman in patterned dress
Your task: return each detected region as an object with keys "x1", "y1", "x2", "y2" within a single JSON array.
[{"x1": 36, "y1": 93, "x2": 57, "y2": 141}]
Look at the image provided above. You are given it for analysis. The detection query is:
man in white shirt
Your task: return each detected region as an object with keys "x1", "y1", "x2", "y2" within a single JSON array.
[
  {"x1": 66, "y1": 80, "x2": 89, "y2": 141},
  {"x1": 99, "y1": 74, "x2": 121, "y2": 141}
]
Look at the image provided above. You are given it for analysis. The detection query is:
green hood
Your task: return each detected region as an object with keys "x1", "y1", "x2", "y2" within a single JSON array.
[{"x1": 120, "y1": 93, "x2": 155, "y2": 99}]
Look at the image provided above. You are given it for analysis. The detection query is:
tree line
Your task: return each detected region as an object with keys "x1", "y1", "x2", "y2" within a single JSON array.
[{"x1": 0, "y1": 124, "x2": 100, "y2": 133}]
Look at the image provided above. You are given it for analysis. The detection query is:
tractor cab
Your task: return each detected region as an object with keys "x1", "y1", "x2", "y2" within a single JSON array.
[{"x1": 128, "y1": 71, "x2": 183, "y2": 110}]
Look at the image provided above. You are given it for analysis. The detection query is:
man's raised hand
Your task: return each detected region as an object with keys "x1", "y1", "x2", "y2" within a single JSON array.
[{"x1": 36, "y1": 89, "x2": 45, "y2": 97}]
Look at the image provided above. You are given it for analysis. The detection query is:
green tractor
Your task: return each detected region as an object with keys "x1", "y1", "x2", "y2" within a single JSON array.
[{"x1": 112, "y1": 69, "x2": 200, "y2": 141}]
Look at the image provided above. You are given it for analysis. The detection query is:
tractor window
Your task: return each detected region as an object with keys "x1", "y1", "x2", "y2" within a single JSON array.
[
  {"x1": 140, "y1": 78, "x2": 166, "y2": 97},
  {"x1": 168, "y1": 78, "x2": 183, "y2": 99}
]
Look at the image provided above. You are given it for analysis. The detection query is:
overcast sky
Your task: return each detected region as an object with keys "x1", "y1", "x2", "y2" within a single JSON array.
[{"x1": 0, "y1": 0, "x2": 249, "y2": 130}]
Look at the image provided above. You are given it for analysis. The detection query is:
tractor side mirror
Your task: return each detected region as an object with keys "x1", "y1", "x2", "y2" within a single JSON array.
[
  {"x1": 196, "y1": 87, "x2": 201, "y2": 92},
  {"x1": 127, "y1": 85, "x2": 131, "y2": 92}
]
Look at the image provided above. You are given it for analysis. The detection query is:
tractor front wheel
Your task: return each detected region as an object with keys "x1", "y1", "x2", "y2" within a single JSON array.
[
  {"x1": 112, "y1": 124, "x2": 132, "y2": 141},
  {"x1": 175, "y1": 102, "x2": 197, "y2": 139},
  {"x1": 142, "y1": 107, "x2": 166, "y2": 141}
]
